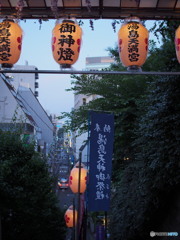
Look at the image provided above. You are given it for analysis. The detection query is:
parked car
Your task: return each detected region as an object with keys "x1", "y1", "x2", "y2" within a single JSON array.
[
  {"x1": 59, "y1": 165, "x2": 69, "y2": 174},
  {"x1": 58, "y1": 177, "x2": 69, "y2": 189}
]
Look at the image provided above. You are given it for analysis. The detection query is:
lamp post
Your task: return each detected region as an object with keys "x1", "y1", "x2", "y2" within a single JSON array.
[{"x1": 69, "y1": 153, "x2": 87, "y2": 240}]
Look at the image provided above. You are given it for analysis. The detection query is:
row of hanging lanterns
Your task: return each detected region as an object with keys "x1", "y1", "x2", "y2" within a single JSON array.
[
  {"x1": 0, "y1": 18, "x2": 180, "y2": 69},
  {"x1": 64, "y1": 161, "x2": 87, "y2": 228}
]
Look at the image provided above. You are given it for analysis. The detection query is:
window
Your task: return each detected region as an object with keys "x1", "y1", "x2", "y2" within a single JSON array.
[{"x1": 82, "y1": 98, "x2": 86, "y2": 105}]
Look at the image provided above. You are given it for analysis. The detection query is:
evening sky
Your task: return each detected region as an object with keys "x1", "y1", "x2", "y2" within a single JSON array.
[{"x1": 17, "y1": 19, "x2": 154, "y2": 116}]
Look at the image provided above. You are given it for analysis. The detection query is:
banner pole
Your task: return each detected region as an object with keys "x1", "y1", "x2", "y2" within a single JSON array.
[
  {"x1": 73, "y1": 198, "x2": 76, "y2": 240},
  {"x1": 105, "y1": 211, "x2": 108, "y2": 240},
  {"x1": 76, "y1": 151, "x2": 82, "y2": 240}
]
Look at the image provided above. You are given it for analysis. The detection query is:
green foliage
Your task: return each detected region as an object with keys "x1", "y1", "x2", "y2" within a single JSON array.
[
  {"x1": 60, "y1": 64, "x2": 151, "y2": 172},
  {"x1": 59, "y1": 19, "x2": 180, "y2": 239},
  {"x1": 0, "y1": 131, "x2": 66, "y2": 240},
  {"x1": 110, "y1": 75, "x2": 180, "y2": 239},
  {"x1": 149, "y1": 20, "x2": 180, "y2": 43},
  {"x1": 109, "y1": 21, "x2": 180, "y2": 239},
  {"x1": 110, "y1": 160, "x2": 180, "y2": 240}
]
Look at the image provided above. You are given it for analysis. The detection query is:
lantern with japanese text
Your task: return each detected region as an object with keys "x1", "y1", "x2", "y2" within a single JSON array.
[
  {"x1": 64, "y1": 205, "x2": 77, "y2": 228},
  {"x1": 118, "y1": 17, "x2": 149, "y2": 71},
  {"x1": 0, "y1": 20, "x2": 23, "y2": 68},
  {"x1": 175, "y1": 26, "x2": 180, "y2": 63},
  {"x1": 52, "y1": 19, "x2": 82, "y2": 68},
  {"x1": 69, "y1": 162, "x2": 87, "y2": 194}
]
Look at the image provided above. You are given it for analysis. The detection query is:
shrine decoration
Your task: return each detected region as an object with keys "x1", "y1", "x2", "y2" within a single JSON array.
[
  {"x1": 64, "y1": 205, "x2": 77, "y2": 228},
  {"x1": 118, "y1": 17, "x2": 149, "y2": 71},
  {"x1": 52, "y1": 19, "x2": 82, "y2": 68},
  {"x1": 175, "y1": 26, "x2": 180, "y2": 63},
  {"x1": 69, "y1": 162, "x2": 87, "y2": 194},
  {"x1": 0, "y1": 20, "x2": 23, "y2": 68}
]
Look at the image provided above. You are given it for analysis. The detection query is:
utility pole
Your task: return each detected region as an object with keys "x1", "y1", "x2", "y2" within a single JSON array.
[{"x1": 76, "y1": 151, "x2": 82, "y2": 240}]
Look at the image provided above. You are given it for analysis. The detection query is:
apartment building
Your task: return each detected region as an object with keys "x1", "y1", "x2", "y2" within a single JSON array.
[{"x1": 73, "y1": 56, "x2": 114, "y2": 160}]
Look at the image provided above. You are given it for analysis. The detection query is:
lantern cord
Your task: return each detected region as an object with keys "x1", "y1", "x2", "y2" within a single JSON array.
[
  {"x1": 16, "y1": 0, "x2": 25, "y2": 19},
  {"x1": 86, "y1": 0, "x2": 91, "y2": 12},
  {"x1": 50, "y1": 0, "x2": 59, "y2": 19}
]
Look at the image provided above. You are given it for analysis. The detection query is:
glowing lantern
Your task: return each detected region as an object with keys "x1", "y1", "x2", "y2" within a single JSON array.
[
  {"x1": 69, "y1": 162, "x2": 87, "y2": 194},
  {"x1": 0, "y1": 20, "x2": 23, "y2": 68},
  {"x1": 175, "y1": 26, "x2": 180, "y2": 63},
  {"x1": 52, "y1": 19, "x2": 82, "y2": 68},
  {"x1": 118, "y1": 17, "x2": 149, "y2": 71},
  {"x1": 64, "y1": 205, "x2": 77, "y2": 228}
]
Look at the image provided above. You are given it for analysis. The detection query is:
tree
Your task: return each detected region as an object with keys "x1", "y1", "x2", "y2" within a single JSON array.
[
  {"x1": 60, "y1": 20, "x2": 180, "y2": 239},
  {"x1": 109, "y1": 20, "x2": 180, "y2": 239},
  {"x1": 0, "y1": 130, "x2": 66, "y2": 240},
  {"x1": 60, "y1": 60, "x2": 151, "y2": 175}
]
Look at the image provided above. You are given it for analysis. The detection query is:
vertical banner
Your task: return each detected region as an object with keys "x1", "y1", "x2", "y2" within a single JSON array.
[{"x1": 88, "y1": 111, "x2": 114, "y2": 211}]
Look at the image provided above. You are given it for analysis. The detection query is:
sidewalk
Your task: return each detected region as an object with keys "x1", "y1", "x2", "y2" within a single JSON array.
[
  {"x1": 65, "y1": 228, "x2": 95, "y2": 240},
  {"x1": 87, "y1": 227, "x2": 95, "y2": 240}
]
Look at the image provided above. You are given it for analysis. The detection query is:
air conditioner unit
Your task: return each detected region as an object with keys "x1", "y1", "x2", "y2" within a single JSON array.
[
  {"x1": 35, "y1": 91, "x2": 38, "y2": 97},
  {"x1": 35, "y1": 82, "x2": 39, "y2": 88}
]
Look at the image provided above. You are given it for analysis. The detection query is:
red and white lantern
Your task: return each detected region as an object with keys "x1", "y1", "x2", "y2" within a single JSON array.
[
  {"x1": 52, "y1": 19, "x2": 82, "y2": 68},
  {"x1": 69, "y1": 162, "x2": 87, "y2": 194},
  {"x1": 0, "y1": 20, "x2": 23, "y2": 68},
  {"x1": 118, "y1": 17, "x2": 149, "y2": 71},
  {"x1": 175, "y1": 26, "x2": 180, "y2": 63},
  {"x1": 64, "y1": 205, "x2": 77, "y2": 228}
]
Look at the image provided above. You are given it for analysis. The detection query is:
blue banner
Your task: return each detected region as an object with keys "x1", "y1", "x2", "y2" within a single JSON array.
[{"x1": 88, "y1": 111, "x2": 114, "y2": 211}]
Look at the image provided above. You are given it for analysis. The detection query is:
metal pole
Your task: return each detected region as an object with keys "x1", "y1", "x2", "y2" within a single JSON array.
[
  {"x1": 0, "y1": 215, "x2": 2, "y2": 240},
  {"x1": 1, "y1": 69, "x2": 180, "y2": 75},
  {"x1": 76, "y1": 151, "x2": 82, "y2": 240},
  {"x1": 105, "y1": 211, "x2": 108, "y2": 240},
  {"x1": 73, "y1": 198, "x2": 76, "y2": 240}
]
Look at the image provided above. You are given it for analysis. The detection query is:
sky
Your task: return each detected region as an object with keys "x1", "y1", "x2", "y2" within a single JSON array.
[{"x1": 16, "y1": 19, "x2": 155, "y2": 117}]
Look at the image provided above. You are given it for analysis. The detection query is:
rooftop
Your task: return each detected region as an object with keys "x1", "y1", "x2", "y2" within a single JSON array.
[{"x1": 0, "y1": 0, "x2": 180, "y2": 20}]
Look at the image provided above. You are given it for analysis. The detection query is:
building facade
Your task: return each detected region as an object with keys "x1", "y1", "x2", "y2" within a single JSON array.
[
  {"x1": 0, "y1": 64, "x2": 54, "y2": 154},
  {"x1": 73, "y1": 56, "x2": 114, "y2": 160}
]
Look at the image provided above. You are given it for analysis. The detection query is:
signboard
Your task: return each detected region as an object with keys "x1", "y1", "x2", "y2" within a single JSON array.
[{"x1": 88, "y1": 111, "x2": 114, "y2": 212}]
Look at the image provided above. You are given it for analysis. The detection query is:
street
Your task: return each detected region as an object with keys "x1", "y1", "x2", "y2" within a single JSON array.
[{"x1": 57, "y1": 187, "x2": 74, "y2": 210}]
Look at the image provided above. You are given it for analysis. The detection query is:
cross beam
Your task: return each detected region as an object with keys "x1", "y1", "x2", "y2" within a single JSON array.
[{"x1": 0, "y1": 70, "x2": 180, "y2": 75}]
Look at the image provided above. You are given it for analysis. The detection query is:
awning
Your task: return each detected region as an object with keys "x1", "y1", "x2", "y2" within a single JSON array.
[{"x1": 0, "y1": 0, "x2": 180, "y2": 20}]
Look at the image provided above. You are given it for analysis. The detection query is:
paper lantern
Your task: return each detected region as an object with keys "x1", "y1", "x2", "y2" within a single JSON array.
[
  {"x1": 64, "y1": 205, "x2": 77, "y2": 228},
  {"x1": 52, "y1": 19, "x2": 82, "y2": 68},
  {"x1": 69, "y1": 162, "x2": 87, "y2": 194},
  {"x1": 0, "y1": 20, "x2": 23, "y2": 68},
  {"x1": 118, "y1": 17, "x2": 149, "y2": 71},
  {"x1": 175, "y1": 26, "x2": 180, "y2": 63}
]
